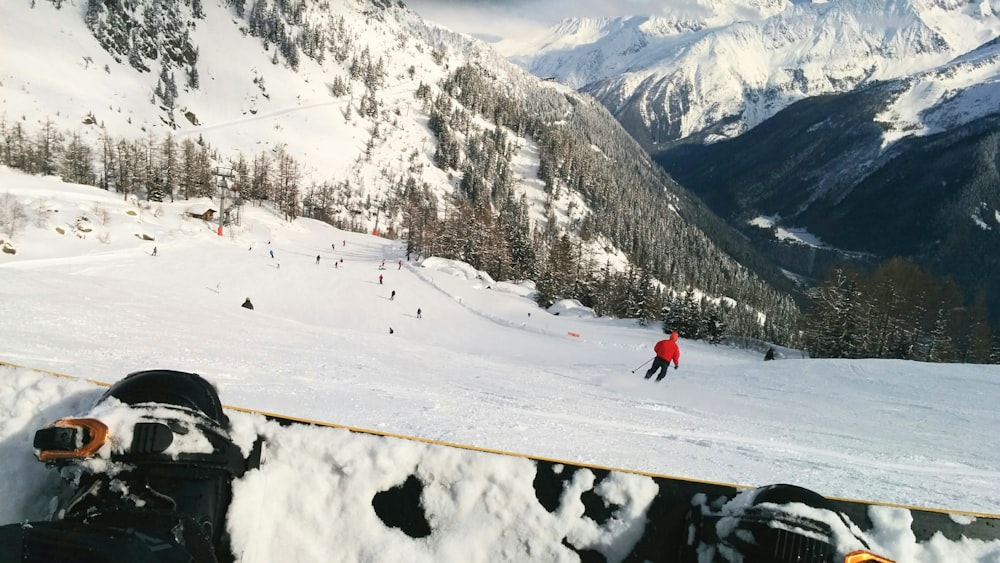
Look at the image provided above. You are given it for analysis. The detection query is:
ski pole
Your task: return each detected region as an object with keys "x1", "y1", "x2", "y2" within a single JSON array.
[{"x1": 631, "y1": 357, "x2": 654, "y2": 373}]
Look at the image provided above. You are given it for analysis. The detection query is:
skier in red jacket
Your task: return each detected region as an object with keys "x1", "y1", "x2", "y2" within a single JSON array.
[{"x1": 644, "y1": 332, "x2": 680, "y2": 382}]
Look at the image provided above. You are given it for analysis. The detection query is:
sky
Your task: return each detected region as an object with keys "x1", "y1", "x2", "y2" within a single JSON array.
[
  {"x1": 1, "y1": 169, "x2": 998, "y2": 561},
  {"x1": 405, "y1": 0, "x2": 670, "y2": 43}
]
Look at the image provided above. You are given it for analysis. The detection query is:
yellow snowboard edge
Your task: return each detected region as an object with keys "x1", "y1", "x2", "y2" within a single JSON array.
[{"x1": 4, "y1": 360, "x2": 998, "y2": 520}]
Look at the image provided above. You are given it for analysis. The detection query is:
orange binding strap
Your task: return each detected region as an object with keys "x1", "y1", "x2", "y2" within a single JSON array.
[
  {"x1": 36, "y1": 418, "x2": 109, "y2": 462},
  {"x1": 845, "y1": 550, "x2": 896, "y2": 563}
]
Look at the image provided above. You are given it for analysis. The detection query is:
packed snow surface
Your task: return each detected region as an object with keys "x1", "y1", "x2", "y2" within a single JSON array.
[{"x1": 1, "y1": 169, "x2": 998, "y2": 561}]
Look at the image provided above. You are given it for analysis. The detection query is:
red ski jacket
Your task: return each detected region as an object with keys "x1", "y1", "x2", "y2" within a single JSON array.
[{"x1": 653, "y1": 332, "x2": 680, "y2": 366}]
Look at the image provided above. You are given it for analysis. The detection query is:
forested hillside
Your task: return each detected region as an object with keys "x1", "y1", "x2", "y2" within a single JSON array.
[{"x1": 1, "y1": 0, "x2": 800, "y2": 345}]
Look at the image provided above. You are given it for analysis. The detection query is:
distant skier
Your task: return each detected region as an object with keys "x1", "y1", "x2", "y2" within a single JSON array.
[
  {"x1": 277, "y1": 260, "x2": 281, "y2": 269},
  {"x1": 644, "y1": 332, "x2": 680, "y2": 382},
  {"x1": 151, "y1": 246, "x2": 157, "y2": 256},
  {"x1": 764, "y1": 347, "x2": 776, "y2": 361},
  {"x1": 390, "y1": 290, "x2": 395, "y2": 301},
  {"x1": 316, "y1": 255, "x2": 321, "y2": 264},
  {"x1": 398, "y1": 260, "x2": 402, "y2": 270},
  {"x1": 241, "y1": 297, "x2": 254, "y2": 310},
  {"x1": 416, "y1": 307, "x2": 422, "y2": 319},
  {"x1": 389, "y1": 327, "x2": 394, "y2": 334},
  {"x1": 269, "y1": 249, "x2": 274, "y2": 259},
  {"x1": 379, "y1": 274, "x2": 383, "y2": 285}
]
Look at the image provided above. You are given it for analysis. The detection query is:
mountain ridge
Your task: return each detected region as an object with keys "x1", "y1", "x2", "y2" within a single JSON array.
[
  {"x1": 507, "y1": 0, "x2": 1000, "y2": 147},
  {"x1": 502, "y1": 1, "x2": 1000, "y2": 321},
  {"x1": 0, "y1": 0, "x2": 800, "y2": 341}
]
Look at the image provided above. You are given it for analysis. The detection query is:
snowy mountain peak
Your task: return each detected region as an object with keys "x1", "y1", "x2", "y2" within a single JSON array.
[
  {"x1": 877, "y1": 36, "x2": 1000, "y2": 144},
  {"x1": 508, "y1": 0, "x2": 1000, "y2": 147}
]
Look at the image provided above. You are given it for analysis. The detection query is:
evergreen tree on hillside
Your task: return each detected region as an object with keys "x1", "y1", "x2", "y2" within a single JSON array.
[
  {"x1": 61, "y1": 132, "x2": 95, "y2": 186},
  {"x1": 36, "y1": 119, "x2": 63, "y2": 177},
  {"x1": 160, "y1": 133, "x2": 180, "y2": 202},
  {"x1": 926, "y1": 305, "x2": 955, "y2": 363},
  {"x1": 703, "y1": 300, "x2": 726, "y2": 344},
  {"x1": 178, "y1": 139, "x2": 198, "y2": 200},
  {"x1": 964, "y1": 291, "x2": 994, "y2": 363},
  {"x1": 246, "y1": 152, "x2": 271, "y2": 205},
  {"x1": 804, "y1": 269, "x2": 863, "y2": 358},
  {"x1": 274, "y1": 147, "x2": 300, "y2": 221},
  {"x1": 535, "y1": 234, "x2": 576, "y2": 307},
  {"x1": 497, "y1": 193, "x2": 536, "y2": 282}
]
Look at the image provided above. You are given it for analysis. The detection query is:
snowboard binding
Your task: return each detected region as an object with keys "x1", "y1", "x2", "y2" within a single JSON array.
[
  {"x1": 681, "y1": 483, "x2": 895, "y2": 563},
  {"x1": 1, "y1": 370, "x2": 261, "y2": 563}
]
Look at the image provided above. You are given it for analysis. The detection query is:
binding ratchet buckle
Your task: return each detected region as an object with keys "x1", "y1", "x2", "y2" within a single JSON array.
[
  {"x1": 34, "y1": 418, "x2": 109, "y2": 462},
  {"x1": 845, "y1": 550, "x2": 895, "y2": 563}
]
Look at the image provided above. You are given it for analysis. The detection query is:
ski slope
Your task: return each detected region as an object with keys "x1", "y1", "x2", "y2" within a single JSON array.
[{"x1": 1, "y1": 169, "x2": 999, "y2": 561}]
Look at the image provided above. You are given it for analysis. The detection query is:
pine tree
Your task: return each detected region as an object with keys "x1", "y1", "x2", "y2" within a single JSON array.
[
  {"x1": 926, "y1": 305, "x2": 954, "y2": 362},
  {"x1": 964, "y1": 291, "x2": 993, "y2": 363},
  {"x1": 535, "y1": 234, "x2": 576, "y2": 307},
  {"x1": 178, "y1": 138, "x2": 195, "y2": 199},
  {"x1": 187, "y1": 64, "x2": 200, "y2": 89},
  {"x1": 248, "y1": 151, "x2": 272, "y2": 204},
  {"x1": 274, "y1": 147, "x2": 300, "y2": 221},
  {"x1": 35, "y1": 118, "x2": 63, "y2": 176},
  {"x1": 498, "y1": 193, "x2": 536, "y2": 282},
  {"x1": 160, "y1": 133, "x2": 180, "y2": 202},
  {"x1": 61, "y1": 132, "x2": 95, "y2": 185},
  {"x1": 804, "y1": 269, "x2": 864, "y2": 358},
  {"x1": 705, "y1": 301, "x2": 726, "y2": 344},
  {"x1": 98, "y1": 127, "x2": 116, "y2": 192}
]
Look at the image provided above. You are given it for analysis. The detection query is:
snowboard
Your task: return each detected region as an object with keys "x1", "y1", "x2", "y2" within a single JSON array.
[{"x1": 1, "y1": 363, "x2": 998, "y2": 563}]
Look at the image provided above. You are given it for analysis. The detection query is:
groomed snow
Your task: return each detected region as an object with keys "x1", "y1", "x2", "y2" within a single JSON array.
[{"x1": 1, "y1": 168, "x2": 998, "y2": 561}]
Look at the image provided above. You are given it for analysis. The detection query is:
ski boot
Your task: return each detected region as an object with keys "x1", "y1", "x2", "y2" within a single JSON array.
[
  {"x1": 0, "y1": 369, "x2": 261, "y2": 562},
  {"x1": 680, "y1": 483, "x2": 895, "y2": 563}
]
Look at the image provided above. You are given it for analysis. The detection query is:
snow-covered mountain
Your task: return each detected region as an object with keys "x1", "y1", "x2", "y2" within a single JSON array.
[
  {"x1": 652, "y1": 36, "x2": 1000, "y2": 319},
  {"x1": 1, "y1": 0, "x2": 495, "y2": 189},
  {"x1": 505, "y1": 0, "x2": 1000, "y2": 148},
  {"x1": 501, "y1": 0, "x2": 1000, "y2": 321},
  {"x1": 878, "y1": 36, "x2": 1000, "y2": 145},
  {"x1": 0, "y1": 0, "x2": 802, "y2": 334}
]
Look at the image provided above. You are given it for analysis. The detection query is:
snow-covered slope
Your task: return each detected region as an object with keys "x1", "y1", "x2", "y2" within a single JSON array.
[
  {"x1": 1, "y1": 0, "x2": 436, "y2": 184},
  {"x1": 878, "y1": 36, "x2": 1000, "y2": 145},
  {"x1": 0, "y1": 0, "x2": 663, "y2": 281},
  {"x1": 505, "y1": 0, "x2": 1000, "y2": 147},
  {"x1": 0, "y1": 0, "x2": 584, "y2": 231},
  {"x1": 2, "y1": 167, "x2": 1000, "y2": 560},
  {"x1": 1, "y1": 167, "x2": 998, "y2": 520},
  {"x1": 3, "y1": 0, "x2": 812, "y2": 333}
]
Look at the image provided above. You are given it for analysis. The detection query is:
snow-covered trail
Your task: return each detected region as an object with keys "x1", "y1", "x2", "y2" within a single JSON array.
[{"x1": 1, "y1": 175, "x2": 999, "y2": 515}]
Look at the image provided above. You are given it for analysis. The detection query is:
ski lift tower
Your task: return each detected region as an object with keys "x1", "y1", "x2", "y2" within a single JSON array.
[{"x1": 213, "y1": 166, "x2": 234, "y2": 236}]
